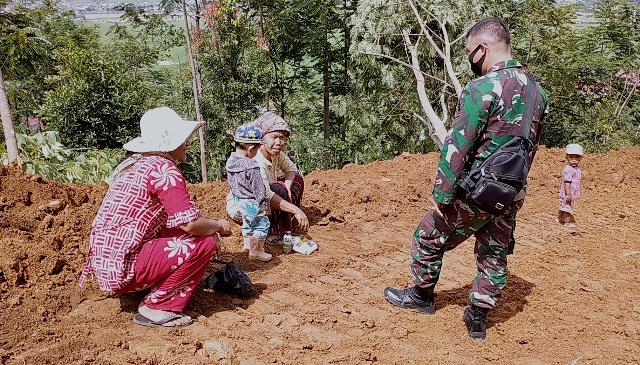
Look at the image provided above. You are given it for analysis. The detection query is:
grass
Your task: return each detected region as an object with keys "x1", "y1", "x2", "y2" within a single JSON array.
[{"x1": 84, "y1": 19, "x2": 187, "y2": 63}]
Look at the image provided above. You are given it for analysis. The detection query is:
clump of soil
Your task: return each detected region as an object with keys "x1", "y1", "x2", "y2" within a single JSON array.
[{"x1": 1, "y1": 147, "x2": 639, "y2": 365}]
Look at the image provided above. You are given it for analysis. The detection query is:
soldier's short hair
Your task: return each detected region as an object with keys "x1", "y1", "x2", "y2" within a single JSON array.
[{"x1": 466, "y1": 17, "x2": 511, "y2": 46}]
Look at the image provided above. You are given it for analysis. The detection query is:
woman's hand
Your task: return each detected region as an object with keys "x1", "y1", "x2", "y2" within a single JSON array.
[
  {"x1": 284, "y1": 180, "x2": 293, "y2": 200},
  {"x1": 216, "y1": 219, "x2": 232, "y2": 237},
  {"x1": 271, "y1": 194, "x2": 309, "y2": 230},
  {"x1": 215, "y1": 236, "x2": 222, "y2": 259},
  {"x1": 180, "y1": 217, "x2": 232, "y2": 236},
  {"x1": 294, "y1": 209, "x2": 309, "y2": 231}
]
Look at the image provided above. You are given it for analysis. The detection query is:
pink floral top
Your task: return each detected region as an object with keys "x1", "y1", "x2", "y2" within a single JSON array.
[
  {"x1": 559, "y1": 164, "x2": 581, "y2": 198},
  {"x1": 79, "y1": 155, "x2": 200, "y2": 291}
]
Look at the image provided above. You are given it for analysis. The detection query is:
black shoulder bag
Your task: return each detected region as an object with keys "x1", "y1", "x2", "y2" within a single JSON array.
[
  {"x1": 457, "y1": 75, "x2": 538, "y2": 216},
  {"x1": 205, "y1": 259, "x2": 255, "y2": 297}
]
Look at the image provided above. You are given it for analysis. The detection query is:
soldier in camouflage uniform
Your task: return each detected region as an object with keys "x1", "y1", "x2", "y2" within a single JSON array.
[{"x1": 384, "y1": 17, "x2": 549, "y2": 340}]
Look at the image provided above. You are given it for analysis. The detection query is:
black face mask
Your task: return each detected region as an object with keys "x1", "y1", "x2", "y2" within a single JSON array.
[{"x1": 468, "y1": 44, "x2": 485, "y2": 77}]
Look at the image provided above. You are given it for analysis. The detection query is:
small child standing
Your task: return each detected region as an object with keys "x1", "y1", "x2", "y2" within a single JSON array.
[
  {"x1": 226, "y1": 125, "x2": 272, "y2": 261},
  {"x1": 558, "y1": 143, "x2": 583, "y2": 228}
]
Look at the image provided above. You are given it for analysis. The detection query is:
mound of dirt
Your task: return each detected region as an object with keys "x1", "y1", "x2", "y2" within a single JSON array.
[{"x1": 1, "y1": 147, "x2": 639, "y2": 364}]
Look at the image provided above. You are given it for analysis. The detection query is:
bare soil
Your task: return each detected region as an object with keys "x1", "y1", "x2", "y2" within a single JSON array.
[{"x1": 1, "y1": 147, "x2": 639, "y2": 365}]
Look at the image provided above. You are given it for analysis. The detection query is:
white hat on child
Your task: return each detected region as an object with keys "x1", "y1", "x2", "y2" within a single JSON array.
[{"x1": 565, "y1": 144, "x2": 583, "y2": 156}]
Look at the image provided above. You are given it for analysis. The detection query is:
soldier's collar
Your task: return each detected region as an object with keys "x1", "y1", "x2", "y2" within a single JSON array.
[{"x1": 488, "y1": 59, "x2": 522, "y2": 73}]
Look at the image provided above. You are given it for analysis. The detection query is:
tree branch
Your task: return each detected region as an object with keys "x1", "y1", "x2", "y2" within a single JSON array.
[
  {"x1": 452, "y1": 33, "x2": 466, "y2": 45},
  {"x1": 413, "y1": 112, "x2": 443, "y2": 149},
  {"x1": 362, "y1": 51, "x2": 452, "y2": 87},
  {"x1": 407, "y1": 0, "x2": 462, "y2": 96},
  {"x1": 616, "y1": 83, "x2": 637, "y2": 119},
  {"x1": 406, "y1": 0, "x2": 444, "y2": 58},
  {"x1": 402, "y1": 29, "x2": 447, "y2": 147},
  {"x1": 440, "y1": 82, "x2": 448, "y2": 123}
]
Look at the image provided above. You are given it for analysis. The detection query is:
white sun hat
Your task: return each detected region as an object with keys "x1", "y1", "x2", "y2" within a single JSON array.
[
  {"x1": 565, "y1": 143, "x2": 584, "y2": 156},
  {"x1": 123, "y1": 107, "x2": 203, "y2": 153}
]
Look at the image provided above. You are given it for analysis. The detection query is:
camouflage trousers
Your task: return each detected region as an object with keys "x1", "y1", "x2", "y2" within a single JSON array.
[{"x1": 409, "y1": 193, "x2": 523, "y2": 309}]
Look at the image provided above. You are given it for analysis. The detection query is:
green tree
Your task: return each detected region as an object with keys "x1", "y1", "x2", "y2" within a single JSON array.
[
  {"x1": 592, "y1": 0, "x2": 640, "y2": 60},
  {"x1": 37, "y1": 5, "x2": 185, "y2": 150},
  {"x1": 0, "y1": 1, "x2": 51, "y2": 164},
  {"x1": 557, "y1": 0, "x2": 639, "y2": 151},
  {"x1": 253, "y1": 0, "x2": 355, "y2": 170},
  {"x1": 505, "y1": 0, "x2": 582, "y2": 148},
  {"x1": 184, "y1": 0, "x2": 271, "y2": 179},
  {"x1": 347, "y1": 0, "x2": 508, "y2": 162},
  {"x1": 38, "y1": 45, "x2": 157, "y2": 149},
  {"x1": 2, "y1": 0, "x2": 100, "y2": 127}
]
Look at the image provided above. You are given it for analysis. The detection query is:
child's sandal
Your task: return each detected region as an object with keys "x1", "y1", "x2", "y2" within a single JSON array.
[{"x1": 265, "y1": 235, "x2": 282, "y2": 246}]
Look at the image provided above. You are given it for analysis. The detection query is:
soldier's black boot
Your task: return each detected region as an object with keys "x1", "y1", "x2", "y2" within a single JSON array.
[
  {"x1": 383, "y1": 286, "x2": 435, "y2": 315},
  {"x1": 462, "y1": 305, "x2": 488, "y2": 340}
]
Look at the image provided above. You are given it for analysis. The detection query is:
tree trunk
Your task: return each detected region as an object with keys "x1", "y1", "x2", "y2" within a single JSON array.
[
  {"x1": 322, "y1": 19, "x2": 330, "y2": 144},
  {"x1": 182, "y1": 0, "x2": 208, "y2": 182},
  {"x1": 406, "y1": 0, "x2": 462, "y2": 97},
  {"x1": 342, "y1": 0, "x2": 350, "y2": 139},
  {"x1": 402, "y1": 30, "x2": 447, "y2": 148},
  {"x1": 0, "y1": 67, "x2": 20, "y2": 166}
]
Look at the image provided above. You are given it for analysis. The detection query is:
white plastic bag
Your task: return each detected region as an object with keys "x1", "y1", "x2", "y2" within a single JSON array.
[{"x1": 292, "y1": 236, "x2": 318, "y2": 255}]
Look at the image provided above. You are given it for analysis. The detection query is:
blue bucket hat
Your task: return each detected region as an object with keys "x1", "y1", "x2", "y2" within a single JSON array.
[{"x1": 234, "y1": 124, "x2": 265, "y2": 144}]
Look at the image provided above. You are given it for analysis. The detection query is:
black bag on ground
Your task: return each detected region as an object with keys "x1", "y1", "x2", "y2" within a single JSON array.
[
  {"x1": 458, "y1": 75, "x2": 538, "y2": 216},
  {"x1": 205, "y1": 260, "x2": 255, "y2": 297}
]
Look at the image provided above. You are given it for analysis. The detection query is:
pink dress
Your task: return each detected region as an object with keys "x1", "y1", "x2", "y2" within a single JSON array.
[
  {"x1": 559, "y1": 164, "x2": 581, "y2": 214},
  {"x1": 80, "y1": 155, "x2": 218, "y2": 311}
]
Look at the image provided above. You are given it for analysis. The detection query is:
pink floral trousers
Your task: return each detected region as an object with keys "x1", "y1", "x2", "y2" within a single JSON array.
[{"x1": 116, "y1": 227, "x2": 218, "y2": 312}]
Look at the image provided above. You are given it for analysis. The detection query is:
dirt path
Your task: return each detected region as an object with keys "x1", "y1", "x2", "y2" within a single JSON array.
[{"x1": 1, "y1": 147, "x2": 639, "y2": 364}]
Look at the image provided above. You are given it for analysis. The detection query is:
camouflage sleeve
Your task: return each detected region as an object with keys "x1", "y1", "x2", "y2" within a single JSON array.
[
  {"x1": 537, "y1": 90, "x2": 550, "y2": 146},
  {"x1": 432, "y1": 83, "x2": 493, "y2": 204},
  {"x1": 531, "y1": 88, "x2": 550, "y2": 162}
]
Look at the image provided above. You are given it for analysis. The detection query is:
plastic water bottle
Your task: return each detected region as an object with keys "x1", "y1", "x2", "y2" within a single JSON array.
[{"x1": 283, "y1": 233, "x2": 293, "y2": 254}]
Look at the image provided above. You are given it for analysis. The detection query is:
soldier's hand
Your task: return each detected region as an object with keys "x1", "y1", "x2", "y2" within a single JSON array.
[
  {"x1": 565, "y1": 196, "x2": 572, "y2": 204},
  {"x1": 430, "y1": 196, "x2": 444, "y2": 218}
]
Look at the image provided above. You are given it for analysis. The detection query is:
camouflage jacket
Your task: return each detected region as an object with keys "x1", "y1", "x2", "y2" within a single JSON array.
[{"x1": 432, "y1": 60, "x2": 549, "y2": 204}]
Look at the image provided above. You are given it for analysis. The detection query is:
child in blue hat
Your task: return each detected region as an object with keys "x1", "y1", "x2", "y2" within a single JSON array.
[{"x1": 225, "y1": 124, "x2": 272, "y2": 261}]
